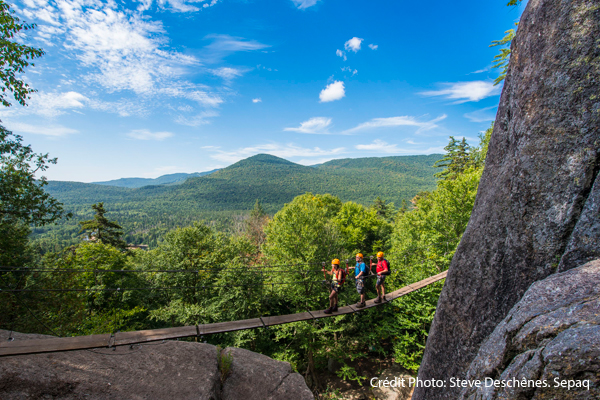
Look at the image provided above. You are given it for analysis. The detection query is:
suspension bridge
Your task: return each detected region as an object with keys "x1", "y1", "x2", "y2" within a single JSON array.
[{"x1": 0, "y1": 270, "x2": 447, "y2": 357}]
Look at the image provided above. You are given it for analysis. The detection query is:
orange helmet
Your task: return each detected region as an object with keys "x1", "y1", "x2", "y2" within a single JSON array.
[
  {"x1": 332, "y1": 259, "x2": 340, "y2": 265},
  {"x1": 377, "y1": 251, "x2": 384, "y2": 258},
  {"x1": 356, "y1": 253, "x2": 363, "y2": 258}
]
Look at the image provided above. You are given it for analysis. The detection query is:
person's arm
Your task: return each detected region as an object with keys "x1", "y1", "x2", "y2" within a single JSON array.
[{"x1": 382, "y1": 260, "x2": 389, "y2": 274}]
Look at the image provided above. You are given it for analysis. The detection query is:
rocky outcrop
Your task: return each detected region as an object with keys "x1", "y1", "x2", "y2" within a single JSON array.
[
  {"x1": 414, "y1": 0, "x2": 600, "y2": 399},
  {"x1": 0, "y1": 330, "x2": 313, "y2": 400},
  {"x1": 459, "y1": 260, "x2": 600, "y2": 399},
  {"x1": 220, "y1": 347, "x2": 314, "y2": 400}
]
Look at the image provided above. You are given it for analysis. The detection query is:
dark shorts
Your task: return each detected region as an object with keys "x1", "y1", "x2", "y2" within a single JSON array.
[
  {"x1": 356, "y1": 278, "x2": 366, "y2": 294},
  {"x1": 376, "y1": 275, "x2": 386, "y2": 286},
  {"x1": 331, "y1": 282, "x2": 342, "y2": 293}
]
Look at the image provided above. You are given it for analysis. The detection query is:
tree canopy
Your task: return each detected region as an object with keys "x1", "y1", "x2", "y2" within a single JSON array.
[
  {"x1": 79, "y1": 203, "x2": 127, "y2": 249},
  {"x1": 0, "y1": 0, "x2": 44, "y2": 107}
]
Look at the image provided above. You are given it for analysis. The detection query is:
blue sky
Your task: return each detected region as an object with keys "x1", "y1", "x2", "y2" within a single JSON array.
[{"x1": 3, "y1": 0, "x2": 526, "y2": 182}]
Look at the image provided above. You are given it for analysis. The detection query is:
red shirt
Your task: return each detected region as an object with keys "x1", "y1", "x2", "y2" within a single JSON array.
[{"x1": 376, "y1": 259, "x2": 389, "y2": 275}]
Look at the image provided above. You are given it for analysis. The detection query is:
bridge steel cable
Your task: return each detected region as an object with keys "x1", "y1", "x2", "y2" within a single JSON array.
[{"x1": 0, "y1": 270, "x2": 448, "y2": 357}]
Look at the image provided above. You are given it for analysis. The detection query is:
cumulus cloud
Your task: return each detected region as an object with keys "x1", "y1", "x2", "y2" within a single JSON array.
[
  {"x1": 284, "y1": 117, "x2": 332, "y2": 134},
  {"x1": 291, "y1": 0, "x2": 319, "y2": 10},
  {"x1": 336, "y1": 49, "x2": 347, "y2": 61},
  {"x1": 8, "y1": 121, "x2": 79, "y2": 137},
  {"x1": 344, "y1": 115, "x2": 446, "y2": 134},
  {"x1": 368, "y1": 44, "x2": 378, "y2": 50},
  {"x1": 127, "y1": 129, "x2": 174, "y2": 140},
  {"x1": 209, "y1": 143, "x2": 345, "y2": 163},
  {"x1": 252, "y1": 98, "x2": 262, "y2": 103},
  {"x1": 420, "y1": 81, "x2": 501, "y2": 103},
  {"x1": 319, "y1": 81, "x2": 345, "y2": 103},
  {"x1": 344, "y1": 37, "x2": 363, "y2": 53}
]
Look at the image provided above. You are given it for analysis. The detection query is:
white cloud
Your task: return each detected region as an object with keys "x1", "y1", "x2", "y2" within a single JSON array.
[
  {"x1": 344, "y1": 37, "x2": 363, "y2": 53},
  {"x1": 319, "y1": 81, "x2": 345, "y2": 103},
  {"x1": 15, "y1": 0, "x2": 226, "y2": 123},
  {"x1": 284, "y1": 117, "x2": 332, "y2": 134},
  {"x1": 336, "y1": 49, "x2": 347, "y2": 61},
  {"x1": 8, "y1": 121, "x2": 79, "y2": 137},
  {"x1": 368, "y1": 44, "x2": 378, "y2": 50},
  {"x1": 464, "y1": 106, "x2": 497, "y2": 122},
  {"x1": 210, "y1": 67, "x2": 246, "y2": 81},
  {"x1": 291, "y1": 0, "x2": 319, "y2": 10},
  {"x1": 344, "y1": 115, "x2": 447, "y2": 134},
  {"x1": 175, "y1": 110, "x2": 219, "y2": 127},
  {"x1": 420, "y1": 81, "x2": 501, "y2": 103},
  {"x1": 356, "y1": 139, "x2": 404, "y2": 153},
  {"x1": 134, "y1": 0, "x2": 220, "y2": 13},
  {"x1": 127, "y1": 129, "x2": 174, "y2": 140},
  {"x1": 252, "y1": 98, "x2": 262, "y2": 103},
  {"x1": 356, "y1": 139, "x2": 445, "y2": 155},
  {"x1": 341, "y1": 66, "x2": 357, "y2": 76},
  {"x1": 209, "y1": 143, "x2": 346, "y2": 163},
  {"x1": 203, "y1": 34, "x2": 269, "y2": 63}
]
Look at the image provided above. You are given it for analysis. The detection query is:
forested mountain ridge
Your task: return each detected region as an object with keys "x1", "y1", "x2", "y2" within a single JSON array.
[
  {"x1": 38, "y1": 153, "x2": 440, "y2": 248},
  {"x1": 92, "y1": 169, "x2": 220, "y2": 188}
]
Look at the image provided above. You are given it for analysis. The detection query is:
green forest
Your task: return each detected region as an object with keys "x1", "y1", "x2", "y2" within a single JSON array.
[{"x1": 32, "y1": 153, "x2": 441, "y2": 251}]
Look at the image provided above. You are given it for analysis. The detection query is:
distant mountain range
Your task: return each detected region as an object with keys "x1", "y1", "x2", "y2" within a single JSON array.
[
  {"x1": 92, "y1": 170, "x2": 220, "y2": 188},
  {"x1": 37, "y1": 153, "x2": 442, "y2": 248}
]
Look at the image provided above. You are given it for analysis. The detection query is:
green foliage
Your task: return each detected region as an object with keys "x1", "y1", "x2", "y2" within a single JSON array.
[
  {"x1": 79, "y1": 203, "x2": 126, "y2": 249},
  {"x1": 0, "y1": 0, "x2": 44, "y2": 107},
  {"x1": 217, "y1": 345, "x2": 233, "y2": 383},
  {"x1": 387, "y1": 125, "x2": 493, "y2": 371},
  {"x1": 336, "y1": 364, "x2": 367, "y2": 386},
  {"x1": 491, "y1": 0, "x2": 523, "y2": 86},
  {"x1": 1, "y1": 126, "x2": 68, "y2": 268}
]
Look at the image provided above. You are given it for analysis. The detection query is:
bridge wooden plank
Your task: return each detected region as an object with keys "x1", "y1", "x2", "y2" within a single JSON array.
[
  {"x1": 199, "y1": 318, "x2": 263, "y2": 335},
  {"x1": 261, "y1": 312, "x2": 312, "y2": 326},
  {"x1": 114, "y1": 326, "x2": 198, "y2": 346},
  {"x1": 0, "y1": 334, "x2": 111, "y2": 356}
]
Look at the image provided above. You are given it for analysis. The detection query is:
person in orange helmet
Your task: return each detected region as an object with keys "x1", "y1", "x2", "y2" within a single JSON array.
[
  {"x1": 322, "y1": 258, "x2": 345, "y2": 314},
  {"x1": 370, "y1": 251, "x2": 390, "y2": 303}
]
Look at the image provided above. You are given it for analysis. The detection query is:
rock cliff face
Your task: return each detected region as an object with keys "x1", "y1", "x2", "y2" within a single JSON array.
[
  {"x1": 460, "y1": 260, "x2": 600, "y2": 400},
  {"x1": 0, "y1": 330, "x2": 314, "y2": 400},
  {"x1": 414, "y1": 0, "x2": 600, "y2": 399}
]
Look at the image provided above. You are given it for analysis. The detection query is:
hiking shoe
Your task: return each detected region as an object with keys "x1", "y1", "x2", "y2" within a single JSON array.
[
  {"x1": 324, "y1": 308, "x2": 332, "y2": 314},
  {"x1": 383, "y1": 296, "x2": 387, "y2": 302},
  {"x1": 356, "y1": 302, "x2": 365, "y2": 308},
  {"x1": 332, "y1": 305, "x2": 338, "y2": 312},
  {"x1": 374, "y1": 297, "x2": 382, "y2": 304}
]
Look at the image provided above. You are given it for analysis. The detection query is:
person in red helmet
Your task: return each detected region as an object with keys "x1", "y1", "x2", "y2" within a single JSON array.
[
  {"x1": 322, "y1": 259, "x2": 345, "y2": 314},
  {"x1": 370, "y1": 251, "x2": 389, "y2": 303}
]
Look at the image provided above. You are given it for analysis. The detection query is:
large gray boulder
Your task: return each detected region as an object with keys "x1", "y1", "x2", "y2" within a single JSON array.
[
  {"x1": 221, "y1": 347, "x2": 314, "y2": 400},
  {"x1": 0, "y1": 331, "x2": 313, "y2": 400},
  {"x1": 459, "y1": 260, "x2": 600, "y2": 399},
  {"x1": 414, "y1": 0, "x2": 600, "y2": 399}
]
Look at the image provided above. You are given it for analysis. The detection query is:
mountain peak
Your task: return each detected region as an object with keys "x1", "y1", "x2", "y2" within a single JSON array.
[{"x1": 229, "y1": 154, "x2": 299, "y2": 167}]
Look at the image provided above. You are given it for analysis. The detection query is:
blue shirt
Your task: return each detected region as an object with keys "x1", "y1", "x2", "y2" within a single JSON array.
[{"x1": 355, "y1": 262, "x2": 368, "y2": 278}]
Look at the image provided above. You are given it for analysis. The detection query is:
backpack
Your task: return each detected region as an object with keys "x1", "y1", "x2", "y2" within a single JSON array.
[
  {"x1": 333, "y1": 267, "x2": 347, "y2": 286},
  {"x1": 380, "y1": 259, "x2": 391, "y2": 276}
]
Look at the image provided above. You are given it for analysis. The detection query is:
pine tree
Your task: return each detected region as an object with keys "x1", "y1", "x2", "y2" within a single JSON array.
[{"x1": 79, "y1": 203, "x2": 127, "y2": 249}]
